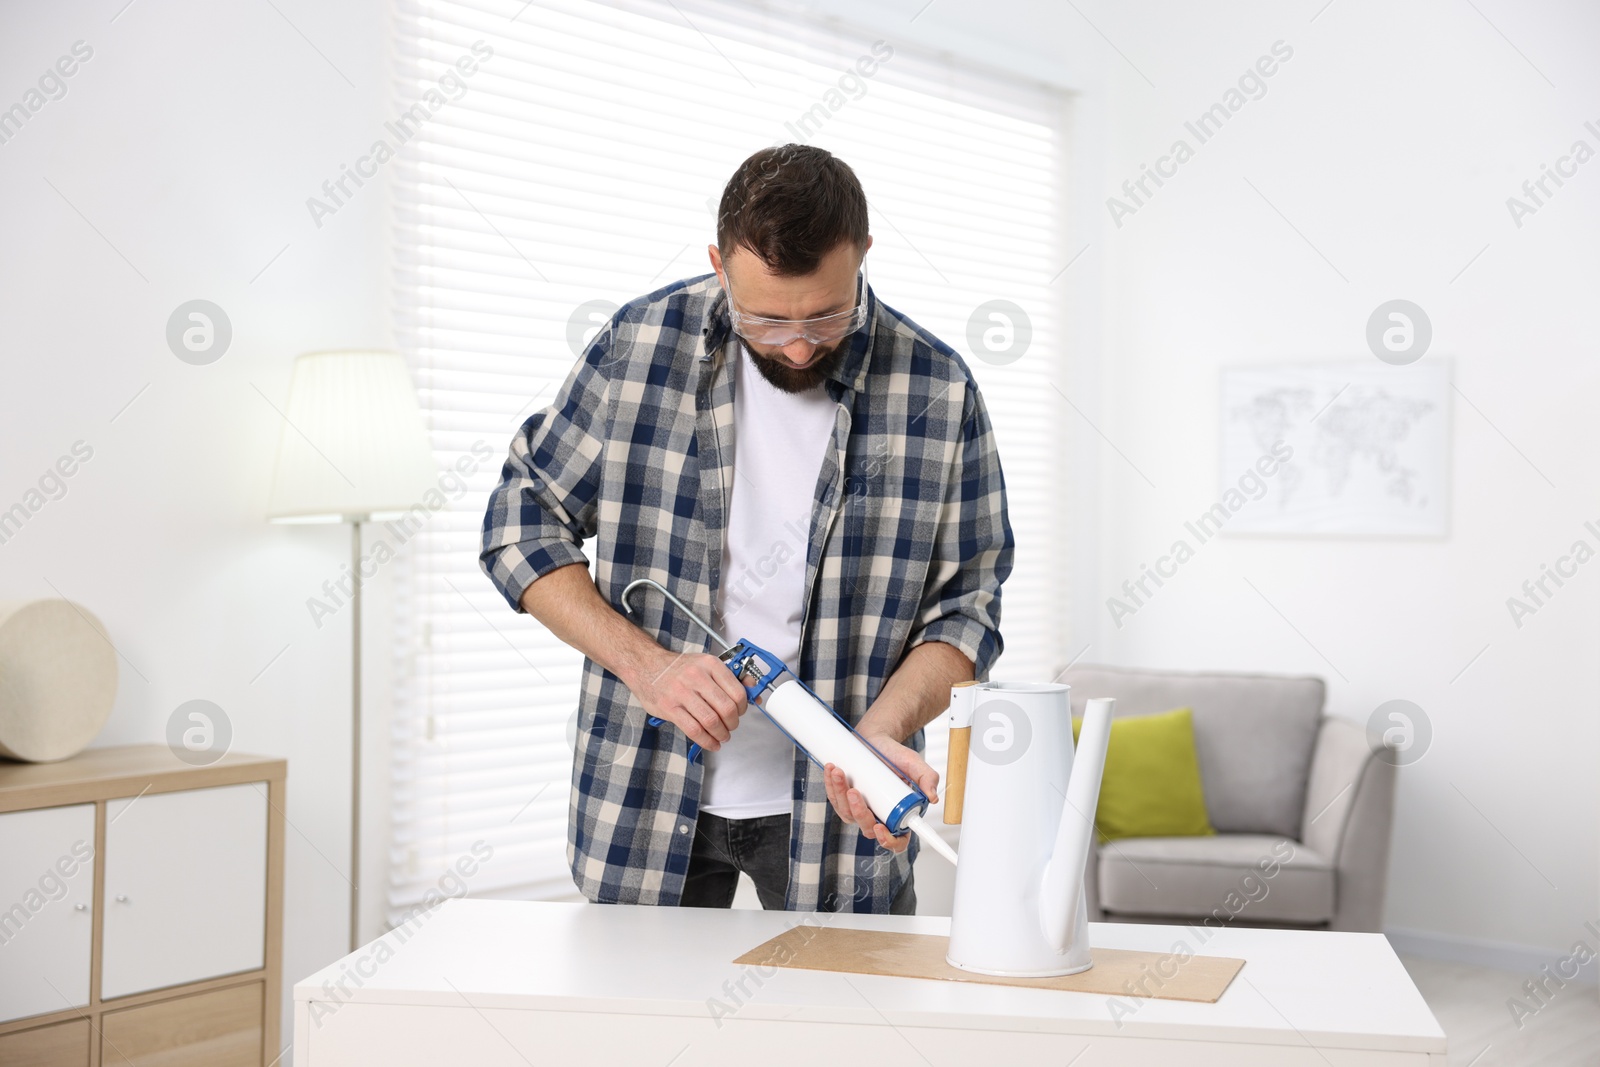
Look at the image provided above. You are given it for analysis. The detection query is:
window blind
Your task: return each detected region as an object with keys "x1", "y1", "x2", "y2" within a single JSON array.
[{"x1": 388, "y1": 0, "x2": 1069, "y2": 922}]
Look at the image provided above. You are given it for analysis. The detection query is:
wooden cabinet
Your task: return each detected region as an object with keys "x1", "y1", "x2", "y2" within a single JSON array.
[
  {"x1": 101, "y1": 983, "x2": 263, "y2": 1067},
  {"x1": 0, "y1": 747, "x2": 284, "y2": 1067},
  {"x1": 102, "y1": 784, "x2": 268, "y2": 999},
  {"x1": 0, "y1": 803, "x2": 96, "y2": 1021},
  {"x1": 0, "y1": 1019, "x2": 90, "y2": 1066}
]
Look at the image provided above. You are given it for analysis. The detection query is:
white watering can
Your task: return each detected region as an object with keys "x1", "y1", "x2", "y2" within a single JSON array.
[{"x1": 941, "y1": 681, "x2": 1114, "y2": 977}]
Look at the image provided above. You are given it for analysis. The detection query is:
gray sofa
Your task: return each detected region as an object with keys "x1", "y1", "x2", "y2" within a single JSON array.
[{"x1": 1058, "y1": 664, "x2": 1397, "y2": 933}]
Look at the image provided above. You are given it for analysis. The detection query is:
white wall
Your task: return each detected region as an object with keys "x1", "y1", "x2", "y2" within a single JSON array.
[
  {"x1": 1079, "y1": 0, "x2": 1600, "y2": 967},
  {"x1": 1, "y1": 0, "x2": 394, "y2": 1051}
]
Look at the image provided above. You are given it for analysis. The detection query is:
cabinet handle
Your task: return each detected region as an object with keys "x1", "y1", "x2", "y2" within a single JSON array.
[
  {"x1": 115, "y1": 894, "x2": 130, "y2": 903},
  {"x1": 74, "y1": 903, "x2": 87, "y2": 911}
]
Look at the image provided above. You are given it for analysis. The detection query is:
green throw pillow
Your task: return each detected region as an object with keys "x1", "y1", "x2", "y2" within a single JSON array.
[{"x1": 1072, "y1": 706, "x2": 1215, "y2": 843}]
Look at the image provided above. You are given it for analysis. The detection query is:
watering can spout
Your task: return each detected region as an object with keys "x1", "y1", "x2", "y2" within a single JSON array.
[{"x1": 1039, "y1": 698, "x2": 1113, "y2": 953}]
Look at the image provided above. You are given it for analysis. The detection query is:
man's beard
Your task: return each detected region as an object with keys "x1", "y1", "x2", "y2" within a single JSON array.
[{"x1": 741, "y1": 337, "x2": 846, "y2": 394}]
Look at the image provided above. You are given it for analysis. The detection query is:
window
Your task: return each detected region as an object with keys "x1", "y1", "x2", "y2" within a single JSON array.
[{"x1": 389, "y1": 0, "x2": 1069, "y2": 921}]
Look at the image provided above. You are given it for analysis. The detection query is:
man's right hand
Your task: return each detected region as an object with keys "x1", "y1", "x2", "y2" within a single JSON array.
[
  {"x1": 514, "y1": 564, "x2": 749, "y2": 752},
  {"x1": 626, "y1": 646, "x2": 748, "y2": 752}
]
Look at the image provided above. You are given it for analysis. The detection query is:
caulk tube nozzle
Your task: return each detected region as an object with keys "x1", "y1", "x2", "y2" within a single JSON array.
[{"x1": 903, "y1": 811, "x2": 959, "y2": 866}]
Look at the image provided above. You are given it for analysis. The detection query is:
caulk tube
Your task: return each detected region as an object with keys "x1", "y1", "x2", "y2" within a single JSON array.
[
  {"x1": 762, "y1": 679, "x2": 922, "y2": 830},
  {"x1": 758, "y1": 675, "x2": 959, "y2": 866}
]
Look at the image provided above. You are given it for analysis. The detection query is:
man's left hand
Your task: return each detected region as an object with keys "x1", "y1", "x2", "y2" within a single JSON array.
[{"x1": 822, "y1": 733, "x2": 939, "y2": 853}]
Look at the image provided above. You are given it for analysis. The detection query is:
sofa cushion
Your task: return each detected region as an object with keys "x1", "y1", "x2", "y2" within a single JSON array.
[
  {"x1": 1060, "y1": 665, "x2": 1324, "y2": 838},
  {"x1": 1072, "y1": 708, "x2": 1215, "y2": 841},
  {"x1": 1097, "y1": 834, "x2": 1334, "y2": 925}
]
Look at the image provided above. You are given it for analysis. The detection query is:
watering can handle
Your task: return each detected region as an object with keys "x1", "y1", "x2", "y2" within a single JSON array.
[{"x1": 942, "y1": 681, "x2": 981, "y2": 825}]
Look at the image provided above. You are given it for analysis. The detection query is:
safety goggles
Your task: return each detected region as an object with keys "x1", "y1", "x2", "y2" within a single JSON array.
[{"x1": 719, "y1": 258, "x2": 869, "y2": 347}]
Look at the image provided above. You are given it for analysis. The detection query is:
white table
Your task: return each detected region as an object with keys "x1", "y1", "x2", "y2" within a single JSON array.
[{"x1": 294, "y1": 899, "x2": 1446, "y2": 1065}]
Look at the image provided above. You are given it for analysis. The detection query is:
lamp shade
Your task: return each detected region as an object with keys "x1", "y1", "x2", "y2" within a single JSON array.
[{"x1": 266, "y1": 350, "x2": 438, "y2": 523}]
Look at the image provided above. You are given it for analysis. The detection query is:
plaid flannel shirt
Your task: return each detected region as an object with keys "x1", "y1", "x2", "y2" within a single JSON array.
[{"x1": 480, "y1": 272, "x2": 1013, "y2": 912}]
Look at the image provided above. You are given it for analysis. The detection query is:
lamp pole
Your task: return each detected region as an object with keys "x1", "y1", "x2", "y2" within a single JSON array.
[{"x1": 349, "y1": 515, "x2": 364, "y2": 953}]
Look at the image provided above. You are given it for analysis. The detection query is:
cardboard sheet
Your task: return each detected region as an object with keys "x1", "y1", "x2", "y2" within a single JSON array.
[{"x1": 733, "y1": 926, "x2": 1244, "y2": 1003}]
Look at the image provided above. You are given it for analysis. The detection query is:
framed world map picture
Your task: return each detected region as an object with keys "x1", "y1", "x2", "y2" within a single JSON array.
[{"x1": 1219, "y1": 360, "x2": 1451, "y2": 537}]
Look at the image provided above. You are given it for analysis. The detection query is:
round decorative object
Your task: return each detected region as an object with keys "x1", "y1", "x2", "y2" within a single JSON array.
[{"x1": 0, "y1": 599, "x2": 119, "y2": 762}]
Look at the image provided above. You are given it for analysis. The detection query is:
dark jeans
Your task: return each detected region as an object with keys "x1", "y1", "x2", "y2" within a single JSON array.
[{"x1": 681, "y1": 811, "x2": 917, "y2": 914}]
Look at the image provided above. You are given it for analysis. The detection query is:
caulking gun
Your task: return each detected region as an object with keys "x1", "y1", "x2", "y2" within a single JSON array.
[{"x1": 621, "y1": 578, "x2": 959, "y2": 866}]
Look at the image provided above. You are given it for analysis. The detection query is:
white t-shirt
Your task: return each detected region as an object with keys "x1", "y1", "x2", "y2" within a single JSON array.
[{"x1": 698, "y1": 343, "x2": 838, "y2": 818}]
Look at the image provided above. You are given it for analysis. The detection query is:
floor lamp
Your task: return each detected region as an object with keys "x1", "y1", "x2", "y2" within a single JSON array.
[{"x1": 266, "y1": 350, "x2": 437, "y2": 952}]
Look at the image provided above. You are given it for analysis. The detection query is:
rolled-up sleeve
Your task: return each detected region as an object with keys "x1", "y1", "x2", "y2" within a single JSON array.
[
  {"x1": 906, "y1": 379, "x2": 1014, "y2": 678},
  {"x1": 480, "y1": 325, "x2": 616, "y2": 613}
]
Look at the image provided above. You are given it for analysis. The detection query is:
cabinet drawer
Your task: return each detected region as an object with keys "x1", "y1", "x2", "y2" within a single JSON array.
[
  {"x1": 0, "y1": 804, "x2": 96, "y2": 1023},
  {"x1": 0, "y1": 1018, "x2": 90, "y2": 1066},
  {"x1": 101, "y1": 982, "x2": 263, "y2": 1067},
  {"x1": 102, "y1": 783, "x2": 267, "y2": 999}
]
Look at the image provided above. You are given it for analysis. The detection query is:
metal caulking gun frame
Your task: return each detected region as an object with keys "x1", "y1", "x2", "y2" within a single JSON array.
[{"x1": 620, "y1": 578, "x2": 959, "y2": 865}]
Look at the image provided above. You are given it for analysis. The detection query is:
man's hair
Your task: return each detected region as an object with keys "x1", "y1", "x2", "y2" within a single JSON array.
[{"x1": 716, "y1": 145, "x2": 869, "y2": 276}]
